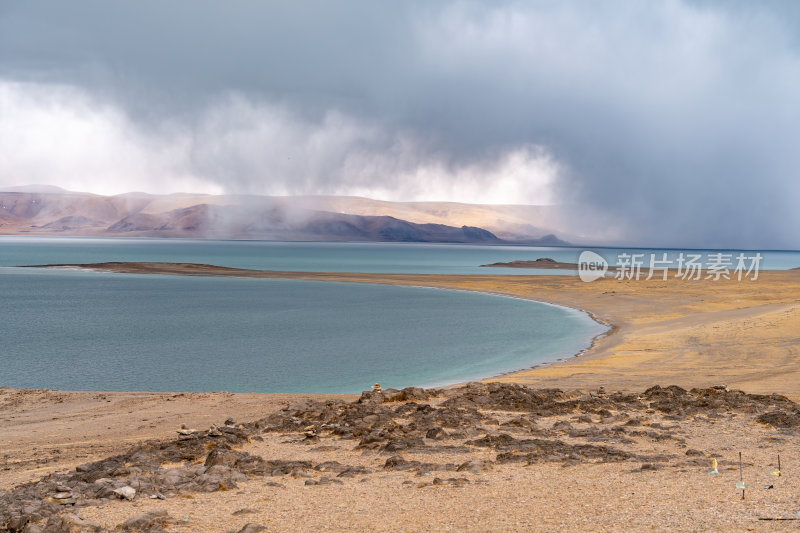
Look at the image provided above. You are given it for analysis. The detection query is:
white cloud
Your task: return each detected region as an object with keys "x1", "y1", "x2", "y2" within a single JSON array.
[
  {"x1": 0, "y1": 81, "x2": 562, "y2": 205},
  {"x1": 339, "y1": 145, "x2": 558, "y2": 205},
  {"x1": 0, "y1": 81, "x2": 221, "y2": 196}
]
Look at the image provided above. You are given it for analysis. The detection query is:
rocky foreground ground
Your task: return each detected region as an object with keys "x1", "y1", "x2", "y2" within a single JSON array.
[{"x1": 3, "y1": 382, "x2": 800, "y2": 532}]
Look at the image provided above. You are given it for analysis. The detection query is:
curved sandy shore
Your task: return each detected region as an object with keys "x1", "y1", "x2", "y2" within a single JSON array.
[{"x1": 26, "y1": 262, "x2": 800, "y2": 397}]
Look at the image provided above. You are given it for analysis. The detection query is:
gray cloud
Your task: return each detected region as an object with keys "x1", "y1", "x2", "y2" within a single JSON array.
[{"x1": 1, "y1": 1, "x2": 799, "y2": 248}]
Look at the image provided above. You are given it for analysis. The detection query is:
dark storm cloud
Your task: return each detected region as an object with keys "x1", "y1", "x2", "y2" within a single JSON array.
[{"x1": 1, "y1": 1, "x2": 799, "y2": 248}]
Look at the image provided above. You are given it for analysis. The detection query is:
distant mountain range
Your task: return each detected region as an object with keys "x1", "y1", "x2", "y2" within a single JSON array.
[{"x1": 0, "y1": 186, "x2": 571, "y2": 245}]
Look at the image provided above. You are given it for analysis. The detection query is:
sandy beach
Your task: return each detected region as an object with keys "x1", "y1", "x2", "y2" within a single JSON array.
[{"x1": 3, "y1": 264, "x2": 800, "y2": 532}]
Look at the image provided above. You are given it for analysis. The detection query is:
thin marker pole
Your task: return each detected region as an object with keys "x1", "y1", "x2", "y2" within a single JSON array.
[{"x1": 739, "y1": 452, "x2": 745, "y2": 500}]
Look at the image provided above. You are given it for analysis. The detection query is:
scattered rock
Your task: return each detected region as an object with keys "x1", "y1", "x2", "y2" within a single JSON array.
[
  {"x1": 43, "y1": 514, "x2": 104, "y2": 533},
  {"x1": 643, "y1": 385, "x2": 793, "y2": 418},
  {"x1": 382, "y1": 437, "x2": 424, "y2": 452},
  {"x1": 236, "y1": 525, "x2": 267, "y2": 533},
  {"x1": 112, "y1": 486, "x2": 136, "y2": 501},
  {"x1": 381, "y1": 388, "x2": 404, "y2": 402},
  {"x1": 118, "y1": 509, "x2": 174, "y2": 531},
  {"x1": 400, "y1": 387, "x2": 430, "y2": 401},
  {"x1": 358, "y1": 390, "x2": 384, "y2": 404},
  {"x1": 552, "y1": 420, "x2": 573, "y2": 432},
  {"x1": 456, "y1": 460, "x2": 491, "y2": 473},
  {"x1": 177, "y1": 424, "x2": 197, "y2": 436},
  {"x1": 204, "y1": 448, "x2": 238, "y2": 468},
  {"x1": 425, "y1": 428, "x2": 447, "y2": 440},
  {"x1": 756, "y1": 410, "x2": 800, "y2": 428},
  {"x1": 3, "y1": 382, "x2": 798, "y2": 530},
  {"x1": 384, "y1": 456, "x2": 407, "y2": 469}
]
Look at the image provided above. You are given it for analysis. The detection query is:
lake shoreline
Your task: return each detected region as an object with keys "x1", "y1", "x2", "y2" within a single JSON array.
[
  {"x1": 20, "y1": 261, "x2": 800, "y2": 397},
  {"x1": 21, "y1": 261, "x2": 616, "y2": 388},
  {"x1": 6, "y1": 263, "x2": 606, "y2": 394}
]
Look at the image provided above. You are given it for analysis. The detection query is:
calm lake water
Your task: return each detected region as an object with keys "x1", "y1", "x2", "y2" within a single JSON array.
[
  {"x1": 2, "y1": 237, "x2": 796, "y2": 393},
  {"x1": 0, "y1": 267, "x2": 605, "y2": 393}
]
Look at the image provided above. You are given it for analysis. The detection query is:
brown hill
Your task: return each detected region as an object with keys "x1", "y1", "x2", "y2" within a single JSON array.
[{"x1": 0, "y1": 189, "x2": 569, "y2": 244}]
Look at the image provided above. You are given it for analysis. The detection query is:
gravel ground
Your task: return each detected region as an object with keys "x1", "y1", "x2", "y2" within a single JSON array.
[{"x1": 4, "y1": 383, "x2": 800, "y2": 532}]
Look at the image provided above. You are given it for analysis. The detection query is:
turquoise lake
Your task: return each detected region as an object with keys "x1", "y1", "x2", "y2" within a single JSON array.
[
  {"x1": 2, "y1": 237, "x2": 796, "y2": 393},
  {"x1": 0, "y1": 267, "x2": 604, "y2": 393}
]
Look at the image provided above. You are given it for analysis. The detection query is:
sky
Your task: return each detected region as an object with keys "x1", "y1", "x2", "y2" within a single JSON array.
[{"x1": 1, "y1": 0, "x2": 799, "y2": 248}]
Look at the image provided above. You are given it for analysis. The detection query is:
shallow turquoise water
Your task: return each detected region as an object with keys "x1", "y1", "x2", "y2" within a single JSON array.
[{"x1": 0, "y1": 268, "x2": 606, "y2": 393}]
